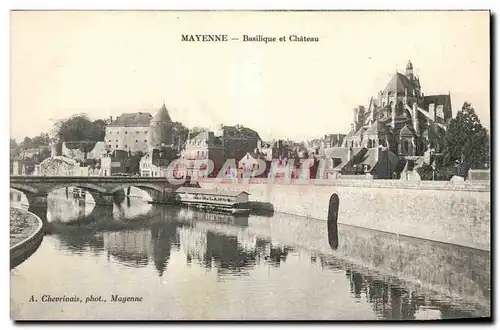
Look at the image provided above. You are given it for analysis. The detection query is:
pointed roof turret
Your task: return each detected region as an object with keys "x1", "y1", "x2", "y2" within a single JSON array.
[
  {"x1": 148, "y1": 103, "x2": 174, "y2": 149},
  {"x1": 406, "y1": 60, "x2": 413, "y2": 71}
]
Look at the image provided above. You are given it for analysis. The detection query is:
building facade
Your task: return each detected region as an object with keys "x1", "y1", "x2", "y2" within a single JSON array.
[
  {"x1": 139, "y1": 146, "x2": 178, "y2": 177},
  {"x1": 179, "y1": 131, "x2": 225, "y2": 178},
  {"x1": 105, "y1": 112, "x2": 152, "y2": 153},
  {"x1": 215, "y1": 124, "x2": 261, "y2": 161}
]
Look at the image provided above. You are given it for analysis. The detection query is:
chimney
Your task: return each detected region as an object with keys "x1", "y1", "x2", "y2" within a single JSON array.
[
  {"x1": 50, "y1": 143, "x2": 57, "y2": 158},
  {"x1": 207, "y1": 131, "x2": 215, "y2": 144},
  {"x1": 429, "y1": 103, "x2": 436, "y2": 122},
  {"x1": 413, "y1": 102, "x2": 419, "y2": 135}
]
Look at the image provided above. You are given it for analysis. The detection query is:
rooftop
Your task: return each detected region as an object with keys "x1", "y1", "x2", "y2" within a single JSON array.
[
  {"x1": 383, "y1": 72, "x2": 414, "y2": 95},
  {"x1": 108, "y1": 112, "x2": 152, "y2": 127}
]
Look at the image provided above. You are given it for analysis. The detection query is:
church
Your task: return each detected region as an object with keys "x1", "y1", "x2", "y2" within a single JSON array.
[{"x1": 342, "y1": 60, "x2": 452, "y2": 157}]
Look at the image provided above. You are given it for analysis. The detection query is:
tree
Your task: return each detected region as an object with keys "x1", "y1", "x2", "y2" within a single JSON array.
[
  {"x1": 31, "y1": 132, "x2": 50, "y2": 148},
  {"x1": 19, "y1": 136, "x2": 33, "y2": 150},
  {"x1": 88, "y1": 119, "x2": 107, "y2": 141},
  {"x1": 10, "y1": 138, "x2": 19, "y2": 158},
  {"x1": 442, "y1": 102, "x2": 490, "y2": 170}
]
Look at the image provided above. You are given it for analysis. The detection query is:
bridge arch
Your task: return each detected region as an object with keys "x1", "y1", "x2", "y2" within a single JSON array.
[
  {"x1": 10, "y1": 183, "x2": 40, "y2": 195},
  {"x1": 47, "y1": 182, "x2": 109, "y2": 195},
  {"x1": 107, "y1": 183, "x2": 173, "y2": 194},
  {"x1": 107, "y1": 183, "x2": 176, "y2": 204}
]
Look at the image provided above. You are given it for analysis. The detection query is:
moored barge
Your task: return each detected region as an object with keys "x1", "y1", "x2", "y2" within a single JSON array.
[{"x1": 175, "y1": 187, "x2": 251, "y2": 215}]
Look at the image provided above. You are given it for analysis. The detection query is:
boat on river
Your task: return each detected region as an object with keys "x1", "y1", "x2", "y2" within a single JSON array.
[{"x1": 175, "y1": 187, "x2": 251, "y2": 215}]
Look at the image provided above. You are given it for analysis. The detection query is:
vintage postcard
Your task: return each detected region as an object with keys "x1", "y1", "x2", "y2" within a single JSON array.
[{"x1": 9, "y1": 10, "x2": 491, "y2": 321}]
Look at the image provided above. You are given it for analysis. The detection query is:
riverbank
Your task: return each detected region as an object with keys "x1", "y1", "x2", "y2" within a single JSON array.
[
  {"x1": 199, "y1": 179, "x2": 491, "y2": 251},
  {"x1": 10, "y1": 207, "x2": 44, "y2": 269}
]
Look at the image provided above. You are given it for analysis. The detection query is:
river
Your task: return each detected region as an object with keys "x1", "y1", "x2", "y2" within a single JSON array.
[{"x1": 9, "y1": 189, "x2": 490, "y2": 320}]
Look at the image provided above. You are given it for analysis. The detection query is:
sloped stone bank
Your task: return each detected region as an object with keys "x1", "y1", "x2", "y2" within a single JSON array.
[{"x1": 10, "y1": 207, "x2": 44, "y2": 269}]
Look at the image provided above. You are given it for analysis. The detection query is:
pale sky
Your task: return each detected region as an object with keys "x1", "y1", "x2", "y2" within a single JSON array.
[{"x1": 10, "y1": 11, "x2": 490, "y2": 142}]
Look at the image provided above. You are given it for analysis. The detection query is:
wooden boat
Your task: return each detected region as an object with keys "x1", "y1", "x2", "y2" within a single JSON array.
[{"x1": 175, "y1": 187, "x2": 251, "y2": 215}]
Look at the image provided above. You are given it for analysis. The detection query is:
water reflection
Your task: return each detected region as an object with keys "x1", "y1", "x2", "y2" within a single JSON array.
[
  {"x1": 10, "y1": 193, "x2": 490, "y2": 320},
  {"x1": 340, "y1": 268, "x2": 480, "y2": 320}
]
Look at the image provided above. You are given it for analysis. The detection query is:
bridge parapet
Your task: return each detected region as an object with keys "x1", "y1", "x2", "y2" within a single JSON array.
[{"x1": 10, "y1": 175, "x2": 195, "y2": 210}]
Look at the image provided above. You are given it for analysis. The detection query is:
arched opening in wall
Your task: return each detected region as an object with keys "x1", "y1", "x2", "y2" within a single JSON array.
[
  {"x1": 404, "y1": 140, "x2": 409, "y2": 154},
  {"x1": 327, "y1": 193, "x2": 339, "y2": 250},
  {"x1": 109, "y1": 185, "x2": 158, "y2": 220},
  {"x1": 46, "y1": 187, "x2": 97, "y2": 223}
]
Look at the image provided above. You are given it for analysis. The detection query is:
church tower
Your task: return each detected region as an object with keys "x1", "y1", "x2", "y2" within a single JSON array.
[{"x1": 148, "y1": 103, "x2": 173, "y2": 153}]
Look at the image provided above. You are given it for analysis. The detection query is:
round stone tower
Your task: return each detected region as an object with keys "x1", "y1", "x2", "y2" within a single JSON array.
[{"x1": 148, "y1": 103, "x2": 173, "y2": 152}]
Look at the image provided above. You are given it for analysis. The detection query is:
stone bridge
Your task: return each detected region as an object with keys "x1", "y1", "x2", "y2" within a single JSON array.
[{"x1": 10, "y1": 176, "x2": 198, "y2": 212}]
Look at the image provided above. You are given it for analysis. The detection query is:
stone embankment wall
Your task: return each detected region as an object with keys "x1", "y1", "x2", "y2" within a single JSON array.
[
  {"x1": 10, "y1": 207, "x2": 44, "y2": 269},
  {"x1": 190, "y1": 212, "x2": 490, "y2": 313},
  {"x1": 199, "y1": 179, "x2": 491, "y2": 251}
]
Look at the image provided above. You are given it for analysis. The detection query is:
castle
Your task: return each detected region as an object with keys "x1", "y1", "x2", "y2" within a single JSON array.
[
  {"x1": 342, "y1": 60, "x2": 452, "y2": 158},
  {"x1": 104, "y1": 103, "x2": 174, "y2": 154}
]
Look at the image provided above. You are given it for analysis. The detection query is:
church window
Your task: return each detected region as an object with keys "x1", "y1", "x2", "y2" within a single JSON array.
[
  {"x1": 404, "y1": 140, "x2": 409, "y2": 153},
  {"x1": 144, "y1": 140, "x2": 147, "y2": 142},
  {"x1": 125, "y1": 145, "x2": 127, "y2": 148},
  {"x1": 125, "y1": 131, "x2": 128, "y2": 134},
  {"x1": 116, "y1": 145, "x2": 118, "y2": 148},
  {"x1": 136, "y1": 140, "x2": 138, "y2": 143}
]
